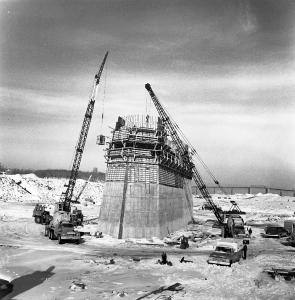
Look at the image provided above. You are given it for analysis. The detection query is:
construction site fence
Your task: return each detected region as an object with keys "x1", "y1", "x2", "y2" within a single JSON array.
[{"x1": 192, "y1": 186, "x2": 295, "y2": 197}]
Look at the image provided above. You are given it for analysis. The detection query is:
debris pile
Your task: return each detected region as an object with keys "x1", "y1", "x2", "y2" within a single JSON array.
[{"x1": 69, "y1": 280, "x2": 87, "y2": 291}]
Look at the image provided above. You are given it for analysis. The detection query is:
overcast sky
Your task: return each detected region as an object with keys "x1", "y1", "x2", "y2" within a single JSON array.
[{"x1": 0, "y1": 0, "x2": 295, "y2": 188}]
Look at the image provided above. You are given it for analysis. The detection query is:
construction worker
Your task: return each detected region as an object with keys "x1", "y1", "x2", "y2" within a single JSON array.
[
  {"x1": 180, "y1": 236, "x2": 189, "y2": 249},
  {"x1": 243, "y1": 244, "x2": 247, "y2": 259},
  {"x1": 161, "y1": 252, "x2": 167, "y2": 264}
]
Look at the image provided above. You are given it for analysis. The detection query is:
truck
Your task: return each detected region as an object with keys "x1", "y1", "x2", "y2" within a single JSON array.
[
  {"x1": 284, "y1": 219, "x2": 295, "y2": 239},
  {"x1": 207, "y1": 239, "x2": 245, "y2": 267},
  {"x1": 45, "y1": 211, "x2": 81, "y2": 244},
  {"x1": 70, "y1": 208, "x2": 83, "y2": 226},
  {"x1": 32, "y1": 204, "x2": 50, "y2": 224},
  {"x1": 226, "y1": 214, "x2": 247, "y2": 238},
  {"x1": 261, "y1": 224, "x2": 289, "y2": 238}
]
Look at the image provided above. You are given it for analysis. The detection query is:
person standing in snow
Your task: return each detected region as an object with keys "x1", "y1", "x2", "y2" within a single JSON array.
[
  {"x1": 248, "y1": 227, "x2": 252, "y2": 237},
  {"x1": 243, "y1": 244, "x2": 247, "y2": 259}
]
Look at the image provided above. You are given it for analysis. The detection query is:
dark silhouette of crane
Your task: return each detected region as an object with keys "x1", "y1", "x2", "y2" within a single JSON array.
[
  {"x1": 60, "y1": 52, "x2": 108, "y2": 212},
  {"x1": 145, "y1": 83, "x2": 236, "y2": 236}
]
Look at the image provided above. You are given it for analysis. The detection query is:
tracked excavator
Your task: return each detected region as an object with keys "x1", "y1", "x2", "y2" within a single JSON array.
[
  {"x1": 145, "y1": 83, "x2": 246, "y2": 239},
  {"x1": 45, "y1": 52, "x2": 108, "y2": 243}
]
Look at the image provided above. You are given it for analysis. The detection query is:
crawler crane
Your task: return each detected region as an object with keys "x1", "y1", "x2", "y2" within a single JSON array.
[
  {"x1": 60, "y1": 52, "x2": 108, "y2": 213},
  {"x1": 45, "y1": 52, "x2": 108, "y2": 243},
  {"x1": 145, "y1": 83, "x2": 246, "y2": 238}
]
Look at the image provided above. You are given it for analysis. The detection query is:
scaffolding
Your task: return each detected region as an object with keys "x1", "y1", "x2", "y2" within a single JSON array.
[
  {"x1": 98, "y1": 114, "x2": 194, "y2": 239},
  {"x1": 105, "y1": 115, "x2": 193, "y2": 187}
]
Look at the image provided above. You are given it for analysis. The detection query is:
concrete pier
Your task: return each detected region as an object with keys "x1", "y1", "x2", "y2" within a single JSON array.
[
  {"x1": 98, "y1": 177, "x2": 192, "y2": 239},
  {"x1": 97, "y1": 115, "x2": 193, "y2": 239}
]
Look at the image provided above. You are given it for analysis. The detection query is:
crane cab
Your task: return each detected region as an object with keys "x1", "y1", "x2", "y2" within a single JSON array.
[
  {"x1": 54, "y1": 202, "x2": 64, "y2": 213},
  {"x1": 96, "y1": 134, "x2": 106, "y2": 145}
]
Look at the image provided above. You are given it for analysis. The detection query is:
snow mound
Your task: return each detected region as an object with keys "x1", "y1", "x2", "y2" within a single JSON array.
[{"x1": 0, "y1": 174, "x2": 104, "y2": 205}]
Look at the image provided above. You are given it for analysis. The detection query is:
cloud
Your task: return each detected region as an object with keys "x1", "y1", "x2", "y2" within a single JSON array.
[
  {"x1": 0, "y1": 0, "x2": 295, "y2": 187},
  {"x1": 0, "y1": 87, "x2": 85, "y2": 126},
  {"x1": 239, "y1": 0, "x2": 257, "y2": 34}
]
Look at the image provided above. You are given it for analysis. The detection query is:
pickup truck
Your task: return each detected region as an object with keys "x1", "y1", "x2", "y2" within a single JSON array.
[{"x1": 207, "y1": 240, "x2": 245, "y2": 267}]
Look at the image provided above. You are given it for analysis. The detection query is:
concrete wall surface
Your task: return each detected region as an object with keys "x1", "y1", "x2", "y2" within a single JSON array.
[{"x1": 97, "y1": 180, "x2": 193, "y2": 239}]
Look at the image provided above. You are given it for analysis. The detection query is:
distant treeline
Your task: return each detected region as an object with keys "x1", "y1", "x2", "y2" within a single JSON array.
[{"x1": 4, "y1": 168, "x2": 105, "y2": 181}]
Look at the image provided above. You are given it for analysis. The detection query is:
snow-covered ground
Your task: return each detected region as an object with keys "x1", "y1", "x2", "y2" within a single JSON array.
[
  {"x1": 0, "y1": 174, "x2": 295, "y2": 299},
  {"x1": 0, "y1": 173, "x2": 104, "y2": 205}
]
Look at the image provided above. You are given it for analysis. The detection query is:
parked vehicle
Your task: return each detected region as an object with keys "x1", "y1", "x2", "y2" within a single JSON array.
[
  {"x1": 32, "y1": 204, "x2": 50, "y2": 224},
  {"x1": 70, "y1": 208, "x2": 83, "y2": 226},
  {"x1": 45, "y1": 211, "x2": 80, "y2": 244},
  {"x1": 284, "y1": 219, "x2": 295, "y2": 238},
  {"x1": 226, "y1": 214, "x2": 246, "y2": 238},
  {"x1": 207, "y1": 239, "x2": 245, "y2": 267},
  {"x1": 261, "y1": 224, "x2": 289, "y2": 238}
]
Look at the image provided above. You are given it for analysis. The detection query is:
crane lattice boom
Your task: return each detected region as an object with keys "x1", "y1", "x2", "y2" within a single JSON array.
[
  {"x1": 145, "y1": 83, "x2": 224, "y2": 225},
  {"x1": 61, "y1": 52, "x2": 108, "y2": 212}
]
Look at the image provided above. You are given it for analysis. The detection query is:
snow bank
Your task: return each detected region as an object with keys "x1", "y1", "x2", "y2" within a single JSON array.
[{"x1": 0, "y1": 174, "x2": 104, "y2": 205}]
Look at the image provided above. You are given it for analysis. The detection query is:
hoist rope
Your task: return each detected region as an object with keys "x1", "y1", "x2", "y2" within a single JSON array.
[
  {"x1": 154, "y1": 98, "x2": 227, "y2": 194},
  {"x1": 101, "y1": 57, "x2": 108, "y2": 128}
]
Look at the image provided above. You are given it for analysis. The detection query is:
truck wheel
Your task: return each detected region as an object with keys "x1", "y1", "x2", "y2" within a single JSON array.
[
  {"x1": 76, "y1": 239, "x2": 80, "y2": 245},
  {"x1": 229, "y1": 261, "x2": 232, "y2": 267},
  {"x1": 58, "y1": 235, "x2": 63, "y2": 244},
  {"x1": 44, "y1": 228, "x2": 48, "y2": 237},
  {"x1": 34, "y1": 217, "x2": 37, "y2": 223}
]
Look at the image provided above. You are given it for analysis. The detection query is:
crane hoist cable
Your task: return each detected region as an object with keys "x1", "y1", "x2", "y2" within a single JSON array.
[
  {"x1": 101, "y1": 57, "x2": 108, "y2": 128},
  {"x1": 145, "y1": 83, "x2": 226, "y2": 225},
  {"x1": 149, "y1": 92, "x2": 227, "y2": 193},
  {"x1": 174, "y1": 121, "x2": 227, "y2": 194}
]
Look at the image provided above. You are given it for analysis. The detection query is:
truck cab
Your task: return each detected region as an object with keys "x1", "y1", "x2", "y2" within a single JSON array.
[
  {"x1": 226, "y1": 214, "x2": 246, "y2": 238},
  {"x1": 45, "y1": 211, "x2": 80, "y2": 244},
  {"x1": 207, "y1": 240, "x2": 244, "y2": 267},
  {"x1": 70, "y1": 208, "x2": 83, "y2": 226},
  {"x1": 32, "y1": 204, "x2": 49, "y2": 224},
  {"x1": 261, "y1": 224, "x2": 289, "y2": 238},
  {"x1": 54, "y1": 222, "x2": 81, "y2": 244}
]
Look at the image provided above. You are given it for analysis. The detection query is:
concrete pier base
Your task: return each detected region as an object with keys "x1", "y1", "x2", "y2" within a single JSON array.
[{"x1": 98, "y1": 179, "x2": 192, "y2": 239}]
